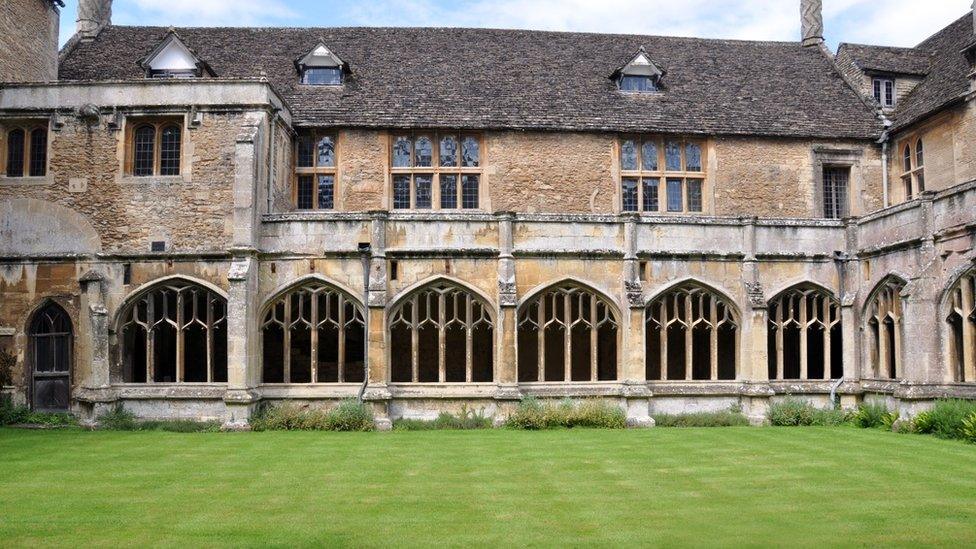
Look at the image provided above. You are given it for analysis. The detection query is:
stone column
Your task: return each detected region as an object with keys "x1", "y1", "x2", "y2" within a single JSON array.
[
  {"x1": 621, "y1": 213, "x2": 652, "y2": 426},
  {"x1": 836, "y1": 220, "x2": 859, "y2": 409},
  {"x1": 362, "y1": 211, "x2": 392, "y2": 429},
  {"x1": 495, "y1": 212, "x2": 520, "y2": 407},
  {"x1": 77, "y1": 270, "x2": 113, "y2": 421},
  {"x1": 224, "y1": 254, "x2": 259, "y2": 428},
  {"x1": 741, "y1": 218, "x2": 773, "y2": 423}
]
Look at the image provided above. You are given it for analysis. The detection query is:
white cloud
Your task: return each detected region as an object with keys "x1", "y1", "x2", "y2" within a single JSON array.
[{"x1": 115, "y1": 0, "x2": 298, "y2": 27}]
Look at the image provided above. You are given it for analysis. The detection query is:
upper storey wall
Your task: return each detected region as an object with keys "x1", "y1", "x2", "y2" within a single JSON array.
[{"x1": 0, "y1": 0, "x2": 59, "y2": 83}]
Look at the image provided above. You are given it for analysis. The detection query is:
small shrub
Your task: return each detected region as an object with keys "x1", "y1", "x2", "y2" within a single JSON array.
[
  {"x1": 881, "y1": 411, "x2": 900, "y2": 431},
  {"x1": 505, "y1": 397, "x2": 625, "y2": 430},
  {"x1": 768, "y1": 398, "x2": 849, "y2": 427},
  {"x1": 912, "y1": 399, "x2": 976, "y2": 440},
  {"x1": 0, "y1": 401, "x2": 30, "y2": 425},
  {"x1": 653, "y1": 407, "x2": 750, "y2": 427},
  {"x1": 961, "y1": 411, "x2": 976, "y2": 444},
  {"x1": 97, "y1": 405, "x2": 138, "y2": 430},
  {"x1": 250, "y1": 399, "x2": 374, "y2": 432},
  {"x1": 852, "y1": 402, "x2": 890, "y2": 429},
  {"x1": 394, "y1": 405, "x2": 492, "y2": 431},
  {"x1": 0, "y1": 348, "x2": 15, "y2": 389}
]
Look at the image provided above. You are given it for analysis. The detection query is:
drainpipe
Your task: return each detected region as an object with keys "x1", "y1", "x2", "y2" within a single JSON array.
[
  {"x1": 357, "y1": 243, "x2": 372, "y2": 403},
  {"x1": 829, "y1": 376, "x2": 845, "y2": 409}
]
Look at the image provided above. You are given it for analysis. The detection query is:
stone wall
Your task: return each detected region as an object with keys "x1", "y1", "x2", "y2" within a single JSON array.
[{"x1": 0, "y1": 0, "x2": 58, "y2": 83}]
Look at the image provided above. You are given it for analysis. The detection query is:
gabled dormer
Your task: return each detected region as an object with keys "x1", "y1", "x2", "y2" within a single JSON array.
[
  {"x1": 296, "y1": 42, "x2": 347, "y2": 85},
  {"x1": 611, "y1": 47, "x2": 665, "y2": 93},
  {"x1": 139, "y1": 30, "x2": 213, "y2": 79}
]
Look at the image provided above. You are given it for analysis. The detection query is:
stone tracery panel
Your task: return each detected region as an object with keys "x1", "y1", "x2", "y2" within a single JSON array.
[
  {"x1": 866, "y1": 279, "x2": 905, "y2": 380},
  {"x1": 767, "y1": 284, "x2": 843, "y2": 380},
  {"x1": 947, "y1": 270, "x2": 976, "y2": 382}
]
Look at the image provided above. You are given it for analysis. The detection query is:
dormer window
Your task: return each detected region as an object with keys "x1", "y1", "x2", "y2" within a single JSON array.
[
  {"x1": 140, "y1": 31, "x2": 212, "y2": 79},
  {"x1": 873, "y1": 77, "x2": 895, "y2": 107},
  {"x1": 297, "y1": 43, "x2": 346, "y2": 86},
  {"x1": 613, "y1": 47, "x2": 664, "y2": 93}
]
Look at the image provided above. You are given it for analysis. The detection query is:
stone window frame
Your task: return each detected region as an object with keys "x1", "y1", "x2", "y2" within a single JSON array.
[
  {"x1": 945, "y1": 269, "x2": 976, "y2": 383},
  {"x1": 618, "y1": 135, "x2": 706, "y2": 214},
  {"x1": 388, "y1": 131, "x2": 484, "y2": 211},
  {"x1": 812, "y1": 147, "x2": 862, "y2": 219},
  {"x1": 899, "y1": 137, "x2": 925, "y2": 201},
  {"x1": 872, "y1": 76, "x2": 895, "y2": 108},
  {"x1": 294, "y1": 130, "x2": 339, "y2": 210},
  {"x1": 767, "y1": 284, "x2": 843, "y2": 381},
  {"x1": 0, "y1": 119, "x2": 50, "y2": 182},
  {"x1": 122, "y1": 115, "x2": 188, "y2": 179},
  {"x1": 864, "y1": 276, "x2": 906, "y2": 381}
]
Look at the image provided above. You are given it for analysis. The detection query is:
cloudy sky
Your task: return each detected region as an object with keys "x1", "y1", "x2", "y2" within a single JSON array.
[{"x1": 59, "y1": 0, "x2": 972, "y2": 49}]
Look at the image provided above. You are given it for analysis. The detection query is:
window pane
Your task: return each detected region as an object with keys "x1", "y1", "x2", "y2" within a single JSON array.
[
  {"x1": 297, "y1": 175, "x2": 314, "y2": 209},
  {"x1": 29, "y1": 128, "x2": 46, "y2": 177},
  {"x1": 884, "y1": 80, "x2": 894, "y2": 106},
  {"x1": 903, "y1": 145, "x2": 911, "y2": 171},
  {"x1": 5, "y1": 129, "x2": 24, "y2": 177},
  {"x1": 439, "y1": 135, "x2": 458, "y2": 167},
  {"x1": 415, "y1": 136, "x2": 433, "y2": 167},
  {"x1": 620, "y1": 75, "x2": 654, "y2": 92},
  {"x1": 133, "y1": 125, "x2": 155, "y2": 176},
  {"x1": 873, "y1": 79, "x2": 881, "y2": 102},
  {"x1": 393, "y1": 136, "x2": 411, "y2": 168},
  {"x1": 317, "y1": 175, "x2": 334, "y2": 209},
  {"x1": 915, "y1": 140, "x2": 924, "y2": 167},
  {"x1": 903, "y1": 175, "x2": 913, "y2": 201},
  {"x1": 621, "y1": 178, "x2": 638, "y2": 212},
  {"x1": 666, "y1": 178, "x2": 683, "y2": 212},
  {"x1": 393, "y1": 175, "x2": 411, "y2": 209},
  {"x1": 461, "y1": 136, "x2": 479, "y2": 167},
  {"x1": 415, "y1": 174, "x2": 432, "y2": 209},
  {"x1": 916, "y1": 171, "x2": 925, "y2": 193},
  {"x1": 687, "y1": 179, "x2": 703, "y2": 212},
  {"x1": 620, "y1": 139, "x2": 638, "y2": 171},
  {"x1": 297, "y1": 135, "x2": 314, "y2": 168},
  {"x1": 642, "y1": 178, "x2": 658, "y2": 211},
  {"x1": 160, "y1": 125, "x2": 181, "y2": 176},
  {"x1": 641, "y1": 140, "x2": 658, "y2": 171},
  {"x1": 665, "y1": 141, "x2": 681, "y2": 171},
  {"x1": 823, "y1": 168, "x2": 849, "y2": 219},
  {"x1": 685, "y1": 142, "x2": 702, "y2": 172},
  {"x1": 461, "y1": 175, "x2": 479, "y2": 209},
  {"x1": 440, "y1": 174, "x2": 458, "y2": 209},
  {"x1": 316, "y1": 135, "x2": 335, "y2": 167},
  {"x1": 302, "y1": 67, "x2": 342, "y2": 85}
]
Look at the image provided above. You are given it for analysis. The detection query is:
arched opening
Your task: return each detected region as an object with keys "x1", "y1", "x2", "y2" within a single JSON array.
[
  {"x1": 118, "y1": 279, "x2": 227, "y2": 383},
  {"x1": 261, "y1": 280, "x2": 366, "y2": 383},
  {"x1": 29, "y1": 302, "x2": 73, "y2": 411},
  {"x1": 389, "y1": 280, "x2": 494, "y2": 383},
  {"x1": 866, "y1": 278, "x2": 905, "y2": 380},
  {"x1": 517, "y1": 282, "x2": 617, "y2": 382},
  {"x1": 645, "y1": 282, "x2": 738, "y2": 381},
  {"x1": 946, "y1": 270, "x2": 975, "y2": 382},
  {"x1": 767, "y1": 284, "x2": 842, "y2": 380}
]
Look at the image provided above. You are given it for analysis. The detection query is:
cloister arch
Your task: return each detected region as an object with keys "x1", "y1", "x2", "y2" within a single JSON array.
[
  {"x1": 864, "y1": 275, "x2": 907, "y2": 380},
  {"x1": 767, "y1": 283, "x2": 842, "y2": 380},
  {"x1": 945, "y1": 267, "x2": 976, "y2": 382},
  {"x1": 645, "y1": 280, "x2": 739, "y2": 381},
  {"x1": 388, "y1": 277, "x2": 495, "y2": 383},
  {"x1": 260, "y1": 276, "x2": 366, "y2": 384},
  {"x1": 517, "y1": 279, "x2": 619, "y2": 382}
]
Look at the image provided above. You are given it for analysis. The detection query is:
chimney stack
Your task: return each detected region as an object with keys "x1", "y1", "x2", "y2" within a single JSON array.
[
  {"x1": 801, "y1": 0, "x2": 824, "y2": 47},
  {"x1": 77, "y1": 0, "x2": 112, "y2": 41}
]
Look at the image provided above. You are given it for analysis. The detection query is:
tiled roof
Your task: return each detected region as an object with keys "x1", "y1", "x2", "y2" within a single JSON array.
[
  {"x1": 890, "y1": 13, "x2": 974, "y2": 132},
  {"x1": 58, "y1": 25, "x2": 881, "y2": 139},
  {"x1": 835, "y1": 43, "x2": 932, "y2": 75}
]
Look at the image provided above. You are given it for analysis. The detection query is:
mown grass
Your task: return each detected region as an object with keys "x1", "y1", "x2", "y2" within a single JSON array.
[{"x1": 0, "y1": 427, "x2": 974, "y2": 546}]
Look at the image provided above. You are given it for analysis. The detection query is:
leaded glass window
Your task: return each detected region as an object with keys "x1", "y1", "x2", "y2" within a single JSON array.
[
  {"x1": 295, "y1": 131, "x2": 338, "y2": 210},
  {"x1": 390, "y1": 132, "x2": 482, "y2": 210},
  {"x1": 619, "y1": 136, "x2": 706, "y2": 213}
]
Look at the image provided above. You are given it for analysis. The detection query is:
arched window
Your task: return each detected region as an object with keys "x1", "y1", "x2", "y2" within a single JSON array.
[
  {"x1": 901, "y1": 139, "x2": 925, "y2": 201},
  {"x1": 946, "y1": 270, "x2": 975, "y2": 382},
  {"x1": 5, "y1": 124, "x2": 47, "y2": 178},
  {"x1": 119, "y1": 279, "x2": 227, "y2": 383},
  {"x1": 767, "y1": 285, "x2": 842, "y2": 380},
  {"x1": 866, "y1": 279, "x2": 905, "y2": 379},
  {"x1": 261, "y1": 281, "x2": 366, "y2": 383},
  {"x1": 390, "y1": 280, "x2": 494, "y2": 383},
  {"x1": 29, "y1": 303, "x2": 72, "y2": 411},
  {"x1": 517, "y1": 283, "x2": 617, "y2": 382},
  {"x1": 645, "y1": 283, "x2": 738, "y2": 381}
]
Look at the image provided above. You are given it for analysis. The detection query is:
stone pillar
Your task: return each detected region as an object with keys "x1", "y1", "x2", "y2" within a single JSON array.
[
  {"x1": 77, "y1": 270, "x2": 114, "y2": 421},
  {"x1": 495, "y1": 212, "x2": 521, "y2": 406},
  {"x1": 837, "y1": 220, "x2": 860, "y2": 410},
  {"x1": 621, "y1": 213, "x2": 652, "y2": 426},
  {"x1": 741, "y1": 218, "x2": 773, "y2": 423},
  {"x1": 362, "y1": 212, "x2": 392, "y2": 429},
  {"x1": 224, "y1": 254, "x2": 259, "y2": 428}
]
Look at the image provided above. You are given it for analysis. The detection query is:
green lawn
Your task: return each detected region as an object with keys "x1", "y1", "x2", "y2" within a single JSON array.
[{"x1": 0, "y1": 428, "x2": 974, "y2": 547}]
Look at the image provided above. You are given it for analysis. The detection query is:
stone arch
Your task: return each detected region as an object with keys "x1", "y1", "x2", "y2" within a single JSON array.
[
  {"x1": 516, "y1": 279, "x2": 619, "y2": 383},
  {"x1": 863, "y1": 275, "x2": 908, "y2": 380},
  {"x1": 260, "y1": 275, "x2": 366, "y2": 384},
  {"x1": 943, "y1": 265, "x2": 976, "y2": 382},
  {"x1": 644, "y1": 279, "x2": 739, "y2": 381},
  {"x1": 766, "y1": 282, "x2": 843, "y2": 381},
  {"x1": 25, "y1": 299, "x2": 75, "y2": 411},
  {"x1": 388, "y1": 277, "x2": 495, "y2": 383},
  {"x1": 388, "y1": 274, "x2": 496, "y2": 314},
  {"x1": 0, "y1": 199, "x2": 101, "y2": 255}
]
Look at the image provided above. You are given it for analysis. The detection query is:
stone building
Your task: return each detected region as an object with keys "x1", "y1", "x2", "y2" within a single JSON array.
[{"x1": 0, "y1": 0, "x2": 974, "y2": 427}]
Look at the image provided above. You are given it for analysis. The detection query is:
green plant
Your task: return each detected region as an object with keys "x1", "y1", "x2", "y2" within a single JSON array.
[
  {"x1": 881, "y1": 411, "x2": 900, "y2": 431},
  {"x1": 912, "y1": 399, "x2": 976, "y2": 440},
  {"x1": 0, "y1": 348, "x2": 15, "y2": 389},
  {"x1": 767, "y1": 398, "x2": 849, "y2": 427},
  {"x1": 97, "y1": 404, "x2": 220, "y2": 432},
  {"x1": 653, "y1": 407, "x2": 750, "y2": 427},
  {"x1": 505, "y1": 397, "x2": 625, "y2": 430},
  {"x1": 851, "y1": 402, "x2": 889, "y2": 429},
  {"x1": 961, "y1": 411, "x2": 976, "y2": 444},
  {"x1": 0, "y1": 400, "x2": 30, "y2": 425},
  {"x1": 393, "y1": 405, "x2": 493, "y2": 431},
  {"x1": 97, "y1": 404, "x2": 138, "y2": 430},
  {"x1": 250, "y1": 399, "x2": 374, "y2": 432}
]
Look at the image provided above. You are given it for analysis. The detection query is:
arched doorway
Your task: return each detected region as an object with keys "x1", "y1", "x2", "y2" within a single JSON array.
[{"x1": 29, "y1": 303, "x2": 73, "y2": 411}]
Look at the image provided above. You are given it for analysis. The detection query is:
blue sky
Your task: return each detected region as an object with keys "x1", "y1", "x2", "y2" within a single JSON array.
[{"x1": 59, "y1": 0, "x2": 973, "y2": 50}]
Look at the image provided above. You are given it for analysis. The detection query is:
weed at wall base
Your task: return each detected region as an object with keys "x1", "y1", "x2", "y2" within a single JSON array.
[
  {"x1": 767, "y1": 398, "x2": 849, "y2": 426},
  {"x1": 249, "y1": 399, "x2": 374, "y2": 432},
  {"x1": 505, "y1": 397, "x2": 626, "y2": 430}
]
